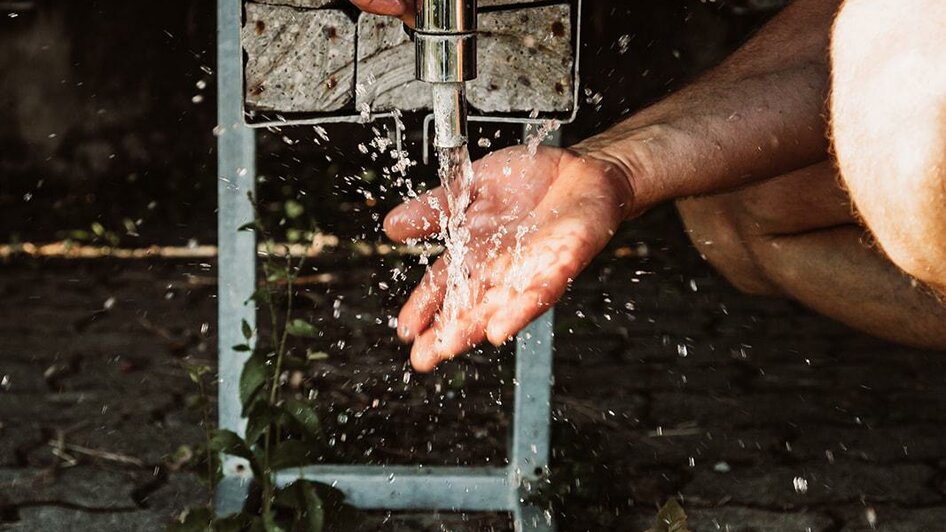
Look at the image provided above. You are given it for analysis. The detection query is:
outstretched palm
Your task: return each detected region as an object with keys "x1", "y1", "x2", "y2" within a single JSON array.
[{"x1": 385, "y1": 145, "x2": 633, "y2": 371}]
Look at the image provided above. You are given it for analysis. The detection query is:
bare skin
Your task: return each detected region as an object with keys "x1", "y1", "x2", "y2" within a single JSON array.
[
  {"x1": 831, "y1": 0, "x2": 946, "y2": 294},
  {"x1": 678, "y1": 161, "x2": 946, "y2": 350},
  {"x1": 355, "y1": 0, "x2": 946, "y2": 370}
]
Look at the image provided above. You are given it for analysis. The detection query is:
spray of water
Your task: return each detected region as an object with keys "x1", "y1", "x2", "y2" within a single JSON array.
[{"x1": 434, "y1": 145, "x2": 476, "y2": 329}]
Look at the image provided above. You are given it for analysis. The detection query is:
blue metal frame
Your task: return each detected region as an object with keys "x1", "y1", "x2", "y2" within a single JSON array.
[{"x1": 215, "y1": 3, "x2": 561, "y2": 530}]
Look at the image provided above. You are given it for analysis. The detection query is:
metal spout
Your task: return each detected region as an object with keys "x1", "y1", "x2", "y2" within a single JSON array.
[{"x1": 415, "y1": 0, "x2": 476, "y2": 148}]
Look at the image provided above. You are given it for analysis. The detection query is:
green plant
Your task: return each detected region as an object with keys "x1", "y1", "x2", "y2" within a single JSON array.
[{"x1": 170, "y1": 195, "x2": 360, "y2": 531}]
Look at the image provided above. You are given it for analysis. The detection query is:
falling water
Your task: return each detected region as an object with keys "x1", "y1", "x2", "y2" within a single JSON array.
[{"x1": 434, "y1": 144, "x2": 476, "y2": 328}]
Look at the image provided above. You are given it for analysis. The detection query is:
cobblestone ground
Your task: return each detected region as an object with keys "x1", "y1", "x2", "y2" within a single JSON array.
[{"x1": 2, "y1": 206, "x2": 946, "y2": 531}]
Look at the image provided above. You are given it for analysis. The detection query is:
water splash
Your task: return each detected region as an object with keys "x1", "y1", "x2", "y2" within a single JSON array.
[{"x1": 435, "y1": 145, "x2": 476, "y2": 328}]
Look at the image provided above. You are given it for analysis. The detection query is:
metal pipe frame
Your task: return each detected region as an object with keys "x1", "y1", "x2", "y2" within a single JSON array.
[{"x1": 216, "y1": 2, "x2": 562, "y2": 530}]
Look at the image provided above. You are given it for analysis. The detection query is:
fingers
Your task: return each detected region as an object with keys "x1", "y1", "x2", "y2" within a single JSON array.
[
  {"x1": 483, "y1": 219, "x2": 593, "y2": 343},
  {"x1": 398, "y1": 257, "x2": 448, "y2": 342},
  {"x1": 409, "y1": 287, "x2": 504, "y2": 372},
  {"x1": 485, "y1": 287, "x2": 558, "y2": 346},
  {"x1": 348, "y1": 0, "x2": 416, "y2": 25},
  {"x1": 384, "y1": 187, "x2": 448, "y2": 243},
  {"x1": 405, "y1": 218, "x2": 590, "y2": 371}
]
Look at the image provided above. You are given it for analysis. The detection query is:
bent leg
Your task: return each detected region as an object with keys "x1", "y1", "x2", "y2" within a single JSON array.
[
  {"x1": 677, "y1": 161, "x2": 946, "y2": 349},
  {"x1": 831, "y1": 0, "x2": 946, "y2": 293}
]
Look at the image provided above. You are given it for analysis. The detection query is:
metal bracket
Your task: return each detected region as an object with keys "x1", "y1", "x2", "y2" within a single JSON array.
[{"x1": 216, "y1": 2, "x2": 569, "y2": 529}]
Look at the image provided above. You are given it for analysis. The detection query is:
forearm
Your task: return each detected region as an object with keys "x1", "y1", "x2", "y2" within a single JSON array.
[{"x1": 575, "y1": 0, "x2": 841, "y2": 214}]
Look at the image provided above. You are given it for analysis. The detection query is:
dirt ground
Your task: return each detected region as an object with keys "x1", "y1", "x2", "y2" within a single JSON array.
[{"x1": 3, "y1": 204, "x2": 946, "y2": 531}]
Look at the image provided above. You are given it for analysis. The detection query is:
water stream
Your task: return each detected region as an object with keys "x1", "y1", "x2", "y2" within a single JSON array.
[{"x1": 434, "y1": 144, "x2": 476, "y2": 330}]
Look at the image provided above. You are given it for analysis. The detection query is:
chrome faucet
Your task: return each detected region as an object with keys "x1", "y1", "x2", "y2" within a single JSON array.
[{"x1": 414, "y1": 0, "x2": 477, "y2": 148}]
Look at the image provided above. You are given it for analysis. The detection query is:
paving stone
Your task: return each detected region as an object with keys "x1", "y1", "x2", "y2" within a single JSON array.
[
  {"x1": 50, "y1": 356, "x2": 193, "y2": 398},
  {"x1": 7, "y1": 506, "x2": 167, "y2": 531},
  {"x1": 789, "y1": 424, "x2": 946, "y2": 462},
  {"x1": 649, "y1": 391, "x2": 872, "y2": 429},
  {"x1": 687, "y1": 506, "x2": 835, "y2": 532},
  {"x1": 746, "y1": 361, "x2": 944, "y2": 394},
  {"x1": 683, "y1": 462, "x2": 939, "y2": 509},
  {"x1": 838, "y1": 505, "x2": 946, "y2": 532},
  {"x1": 26, "y1": 420, "x2": 206, "y2": 467},
  {"x1": 0, "y1": 392, "x2": 115, "y2": 426},
  {"x1": 0, "y1": 466, "x2": 148, "y2": 509},
  {"x1": 627, "y1": 428, "x2": 791, "y2": 469},
  {"x1": 0, "y1": 422, "x2": 44, "y2": 467},
  {"x1": 4, "y1": 218, "x2": 946, "y2": 532},
  {"x1": 0, "y1": 360, "x2": 48, "y2": 393},
  {"x1": 139, "y1": 472, "x2": 209, "y2": 517},
  {"x1": 556, "y1": 360, "x2": 743, "y2": 394}
]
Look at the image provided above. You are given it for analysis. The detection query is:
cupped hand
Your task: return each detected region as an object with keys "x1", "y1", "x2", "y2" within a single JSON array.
[
  {"x1": 349, "y1": 0, "x2": 416, "y2": 25},
  {"x1": 384, "y1": 145, "x2": 634, "y2": 372}
]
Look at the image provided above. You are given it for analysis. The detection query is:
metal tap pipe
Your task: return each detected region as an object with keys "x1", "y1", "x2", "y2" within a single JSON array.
[{"x1": 415, "y1": 0, "x2": 476, "y2": 148}]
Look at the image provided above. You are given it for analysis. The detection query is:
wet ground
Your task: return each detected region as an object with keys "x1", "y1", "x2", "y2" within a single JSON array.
[{"x1": 2, "y1": 205, "x2": 946, "y2": 531}]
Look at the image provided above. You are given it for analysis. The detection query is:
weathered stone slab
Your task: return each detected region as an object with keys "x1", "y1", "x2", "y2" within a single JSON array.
[
  {"x1": 351, "y1": 4, "x2": 574, "y2": 113},
  {"x1": 468, "y1": 4, "x2": 574, "y2": 113},
  {"x1": 242, "y1": 3, "x2": 355, "y2": 112},
  {"x1": 356, "y1": 14, "x2": 432, "y2": 111}
]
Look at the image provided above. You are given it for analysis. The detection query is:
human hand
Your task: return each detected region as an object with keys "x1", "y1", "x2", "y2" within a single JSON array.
[
  {"x1": 349, "y1": 0, "x2": 416, "y2": 26},
  {"x1": 385, "y1": 145, "x2": 634, "y2": 372}
]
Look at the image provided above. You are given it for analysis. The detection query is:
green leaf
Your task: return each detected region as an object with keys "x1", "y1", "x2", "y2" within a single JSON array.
[
  {"x1": 216, "y1": 513, "x2": 262, "y2": 532},
  {"x1": 284, "y1": 199, "x2": 304, "y2": 219},
  {"x1": 248, "y1": 288, "x2": 272, "y2": 305},
  {"x1": 265, "y1": 263, "x2": 289, "y2": 283},
  {"x1": 286, "y1": 319, "x2": 318, "y2": 338},
  {"x1": 269, "y1": 440, "x2": 315, "y2": 470},
  {"x1": 281, "y1": 398, "x2": 321, "y2": 442},
  {"x1": 244, "y1": 401, "x2": 279, "y2": 447},
  {"x1": 275, "y1": 481, "x2": 324, "y2": 532},
  {"x1": 241, "y1": 319, "x2": 253, "y2": 341},
  {"x1": 183, "y1": 362, "x2": 211, "y2": 384},
  {"x1": 166, "y1": 506, "x2": 213, "y2": 532},
  {"x1": 91, "y1": 221, "x2": 106, "y2": 237},
  {"x1": 240, "y1": 352, "x2": 268, "y2": 410},
  {"x1": 208, "y1": 430, "x2": 253, "y2": 461},
  {"x1": 262, "y1": 510, "x2": 286, "y2": 532}
]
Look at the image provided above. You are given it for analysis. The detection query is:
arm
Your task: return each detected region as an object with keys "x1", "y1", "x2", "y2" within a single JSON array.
[
  {"x1": 369, "y1": 0, "x2": 846, "y2": 371},
  {"x1": 577, "y1": 0, "x2": 840, "y2": 213}
]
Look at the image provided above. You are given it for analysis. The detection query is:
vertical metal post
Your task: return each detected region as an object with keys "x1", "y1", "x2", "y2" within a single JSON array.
[
  {"x1": 510, "y1": 126, "x2": 560, "y2": 532},
  {"x1": 215, "y1": 0, "x2": 256, "y2": 516},
  {"x1": 217, "y1": 0, "x2": 256, "y2": 437}
]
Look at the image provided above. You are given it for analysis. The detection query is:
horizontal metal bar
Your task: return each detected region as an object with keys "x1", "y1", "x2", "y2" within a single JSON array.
[
  {"x1": 274, "y1": 465, "x2": 517, "y2": 511},
  {"x1": 244, "y1": 112, "x2": 402, "y2": 129}
]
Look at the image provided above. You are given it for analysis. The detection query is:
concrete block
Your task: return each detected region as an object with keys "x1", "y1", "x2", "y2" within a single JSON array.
[{"x1": 242, "y1": 3, "x2": 355, "y2": 112}]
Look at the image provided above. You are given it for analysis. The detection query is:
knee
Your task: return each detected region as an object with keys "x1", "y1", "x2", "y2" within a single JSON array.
[
  {"x1": 676, "y1": 197, "x2": 780, "y2": 296},
  {"x1": 831, "y1": 0, "x2": 946, "y2": 290}
]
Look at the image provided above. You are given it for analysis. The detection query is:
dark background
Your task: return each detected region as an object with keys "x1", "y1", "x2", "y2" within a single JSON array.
[{"x1": 0, "y1": 0, "x2": 783, "y2": 247}]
